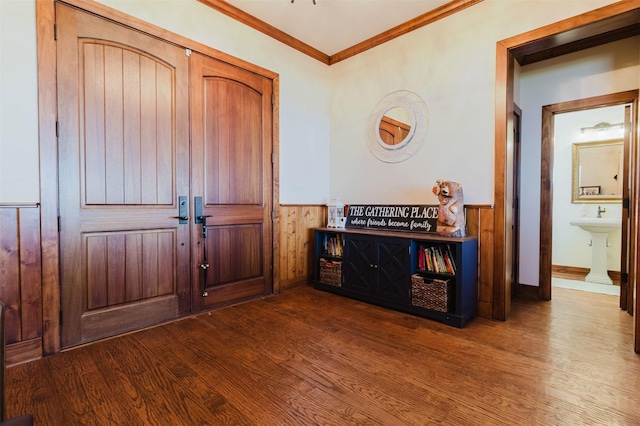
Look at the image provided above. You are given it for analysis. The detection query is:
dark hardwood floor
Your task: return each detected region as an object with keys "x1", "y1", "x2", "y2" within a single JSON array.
[{"x1": 7, "y1": 286, "x2": 640, "y2": 425}]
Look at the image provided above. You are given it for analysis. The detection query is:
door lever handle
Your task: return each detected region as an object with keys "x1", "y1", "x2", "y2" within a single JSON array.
[{"x1": 175, "y1": 196, "x2": 189, "y2": 224}]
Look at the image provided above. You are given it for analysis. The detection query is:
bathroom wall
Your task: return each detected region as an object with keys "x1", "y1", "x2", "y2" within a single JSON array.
[{"x1": 518, "y1": 36, "x2": 640, "y2": 286}]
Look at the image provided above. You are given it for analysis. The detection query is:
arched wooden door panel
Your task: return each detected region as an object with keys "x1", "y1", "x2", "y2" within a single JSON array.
[
  {"x1": 190, "y1": 53, "x2": 273, "y2": 312},
  {"x1": 57, "y1": 3, "x2": 191, "y2": 347}
]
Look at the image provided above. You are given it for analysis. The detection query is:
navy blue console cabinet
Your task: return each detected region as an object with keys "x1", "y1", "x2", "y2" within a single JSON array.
[{"x1": 314, "y1": 227, "x2": 478, "y2": 328}]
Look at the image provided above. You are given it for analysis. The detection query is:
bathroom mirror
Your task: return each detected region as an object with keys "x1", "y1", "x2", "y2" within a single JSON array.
[
  {"x1": 366, "y1": 90, "x2": 429, "y2": 163},
  {"x1": 572, "y1": 139, "x2": 624, "y2": 203}
]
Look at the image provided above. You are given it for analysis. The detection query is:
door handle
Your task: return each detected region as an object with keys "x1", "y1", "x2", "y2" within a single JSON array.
[
  {"x1": 194, "y1": 196, "x2": 204, "y2": 224},
  {"x1": 173, "y1": 196, "x2": 189, "y2": 224}
]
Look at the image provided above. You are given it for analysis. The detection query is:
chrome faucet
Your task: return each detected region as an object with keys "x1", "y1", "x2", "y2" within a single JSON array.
[{"x1": 597, "y1": 205, "x2": 606, "y2": 218}]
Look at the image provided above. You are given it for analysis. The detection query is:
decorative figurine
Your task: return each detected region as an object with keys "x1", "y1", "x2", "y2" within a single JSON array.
[{"x1": 432, "y1": 180, "x2": 465, "y2": 237}]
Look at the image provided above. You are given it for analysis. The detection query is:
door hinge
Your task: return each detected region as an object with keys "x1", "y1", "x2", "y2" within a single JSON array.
[
  {"x1": 621, "y1": 272, "x2": 629, "y2": 284},
  {"x1": 271, "y1": 210, "x2": 274, "y2": 222},
  {"x1": 623, "y1": 197, "x2": 630, "y2": 209},
  {"x1": 271, "y1": 152, "x2": 275, "y2": 164},
  {"x1": 271, "y1": 93, "x2": 275, "y2": 105},
  {"x1": 185, "y1": 48, "x2": 192, "y2": 57},
  {"x1": 59, "y1": 310, "x2": 62, "y2": 325},
  {"x1": 56, "y1": 121, "x2": 59, "y2": 138},
  {"x1": 54, "y1": 24, "x2": 57, "y2": 41},
  {"x1": 57, "y1": 216, "x2": 61, "y2": 232}
]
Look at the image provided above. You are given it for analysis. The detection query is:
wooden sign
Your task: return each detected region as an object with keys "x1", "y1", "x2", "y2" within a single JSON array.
[{"x1": 345, "y1": 205, "x2": 438, "y2": 234}]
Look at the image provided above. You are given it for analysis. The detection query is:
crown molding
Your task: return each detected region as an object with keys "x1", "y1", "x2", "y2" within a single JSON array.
[
  {"x1": 198, "y1": 0, "x2": 483, "y2": 66},
  {"x1": 198, "y1": 0, "x2": 331, "y2": 64}
]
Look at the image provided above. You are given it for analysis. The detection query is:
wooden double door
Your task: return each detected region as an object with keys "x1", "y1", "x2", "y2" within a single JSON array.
[{"x1": 57, "y1": 4, "x2": 273, "y2": 348}]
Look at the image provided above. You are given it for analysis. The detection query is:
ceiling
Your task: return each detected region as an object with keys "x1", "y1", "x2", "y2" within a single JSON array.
[{"x1": 223, "y1": 0, "x2": 452, "y2": 56}]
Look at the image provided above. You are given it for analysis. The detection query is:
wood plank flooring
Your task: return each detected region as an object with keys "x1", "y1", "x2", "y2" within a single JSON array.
[{"x1": 6, "y1": 286, "x2": 640, "y2": 425}]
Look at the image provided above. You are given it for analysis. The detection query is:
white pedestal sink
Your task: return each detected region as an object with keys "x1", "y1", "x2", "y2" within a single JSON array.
[{"x1": 569, "y1": 217, "x2": 621, "y2": 285}]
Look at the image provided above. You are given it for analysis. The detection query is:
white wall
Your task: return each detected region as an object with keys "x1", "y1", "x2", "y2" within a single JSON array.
[
  {"x1": 328, "y1": 0, "x2": 618, "y2": 205},
  {"x1": 0, "y1": 0, "x2": 40, "y2": 202},
  {"x1": 519, "y1": 37, "x2": 639, "y2": 286}
]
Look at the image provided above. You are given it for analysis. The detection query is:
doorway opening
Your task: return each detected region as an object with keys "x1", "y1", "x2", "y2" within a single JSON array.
[
  {"x1": 539, "y1": 92, "x2": 638, "y2": 309},
  {"x1": 494, "y1": 3, "x2": 640, "y2": 353}
]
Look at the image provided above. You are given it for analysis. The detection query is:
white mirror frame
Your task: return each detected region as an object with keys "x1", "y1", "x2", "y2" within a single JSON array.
[{"x1": 366, "y1": 90, "x2": 429, "y2": 163}]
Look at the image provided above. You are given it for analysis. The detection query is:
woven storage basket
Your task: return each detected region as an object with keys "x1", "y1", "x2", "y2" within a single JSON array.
[
  {"x1": 411, "y1": 274, "x2": 453, "y2": 312},
  {"x1": 319, "y1": 258, "x2": 342, "y2": 287}
]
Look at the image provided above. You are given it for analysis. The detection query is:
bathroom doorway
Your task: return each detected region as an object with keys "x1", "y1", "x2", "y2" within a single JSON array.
[
  {"x1": 539, "y1": 91, "x2": 638, "y2": 311},
  {"x1": 495, "y1": 2, "x2": 640, "y2": 351}
]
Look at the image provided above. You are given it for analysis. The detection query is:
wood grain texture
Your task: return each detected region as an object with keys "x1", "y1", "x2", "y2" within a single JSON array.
[
  {"x1": 509, "y1": 5, "x2": 640, "y2": 65},
  {"x1": 35, "y1": 0, "x2": 60, "y2": 356},
  {"x1": 82, "y1": 41, "x2": 175, "y2": 206},
  {"x1": 620, "y1": 104, "x2": 632, "y2": 311},
  {"x1": 7, "y1": 286, "x2": 639, "y2": 424},
  {"x1": 189, "y1": 52, "x2": 273, "y2": 313},
  {"x1": 278, "y1": 205, "x2": 325, "y2": 292},
  {"x1": 39, "y1": 0, "x2": 281, "y2": 351},
  {"x1": 464, "y1": 205, "x2": 494, "y2": 319},
  {"x1": 493, "y1": 44, "x2": 512, "y2": 321},
  {"x1": 0, "y1": 207, "x2": 43, "y2": 365},
  {"x1": 540, "y1": 105, "x2": 554, "y2": 301},
  {"x1": 56, "y1": 3, "x2": 192, "y2": 348}
]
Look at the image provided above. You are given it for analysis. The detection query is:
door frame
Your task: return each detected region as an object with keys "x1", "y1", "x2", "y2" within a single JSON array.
[
  {"x1": 494, "y1": 3, "x2": 640, "y2": 349},
  {"x1": 511, "y1": 104, "x2": 522, "y2": 299},
  {"x1": 36, "y1": 0, "x2": 280, "y2": 354},
  {"x1": 539, "y1": 92, "x2": 638, "y2": 303}
]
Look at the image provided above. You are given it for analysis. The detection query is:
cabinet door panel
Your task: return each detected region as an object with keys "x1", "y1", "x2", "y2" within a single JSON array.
[
  {"x1": 344, "y1": 235, "x2": 376, "y2": 293},
  {"x1": 377, "y1": 239, "x2": 411, "y2": 303}
]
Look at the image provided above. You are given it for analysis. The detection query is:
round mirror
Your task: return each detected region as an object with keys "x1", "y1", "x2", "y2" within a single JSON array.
[
  {"x1": 366, "y1": 91, "x2": 429, "y2": 163},
  {"x1": 378, "y1": 107, "x2": 413, "y2": 147}
]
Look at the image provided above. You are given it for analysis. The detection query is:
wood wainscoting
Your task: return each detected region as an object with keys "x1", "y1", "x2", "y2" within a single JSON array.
[
  {"x1": 464, "y1": 205, "x2": 495, "y2": 319},
  {"x1": 277, "y1": 205, "x2": 326, "y2": 293},
  {"x1": 0, "y1": 205, "x2": 43, "y2": 365}
]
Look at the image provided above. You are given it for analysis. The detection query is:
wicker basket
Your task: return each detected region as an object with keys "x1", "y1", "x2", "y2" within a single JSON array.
[
  {"x1": 319, "y1": 258, "x2": 342, "y2": 287},
  {"x1": 411, "y1": 274, "x2": 453, "y2": 312}
]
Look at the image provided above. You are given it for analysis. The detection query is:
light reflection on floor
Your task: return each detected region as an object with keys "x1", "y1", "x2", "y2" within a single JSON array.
[{"x1": 552, "y1": 277, "x2": 620, "y2": 296}]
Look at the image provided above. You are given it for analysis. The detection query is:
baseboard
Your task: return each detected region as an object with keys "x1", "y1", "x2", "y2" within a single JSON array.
[
  {"x1": 552, "y1": 264, "x2": 620, "y2": 285},
  {"x1": 7, "y1": 338, "x2": 42, "y2": 367},
  {"x1": 279, "y1": 276, "x2": 312, "y2": 292}
]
